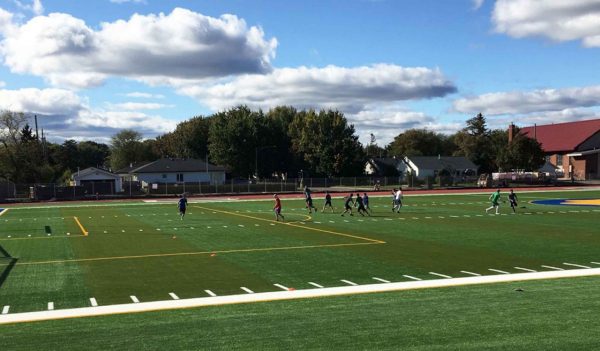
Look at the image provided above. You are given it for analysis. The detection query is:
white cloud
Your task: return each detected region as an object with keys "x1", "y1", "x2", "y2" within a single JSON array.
[
  {"x1": 0, "y1": 7, "x2": 277, "y2": 88},
  {"x1": 0, "y1": 87, "x2": 83, "y2": 115},
  {"x1": 453, "y1": 85, "x2": 600, "y2": 115},
  {"x1": 492, "y1": 0, "x2": 600, "y2": 47},
  {"x1": 11, "y1": 0, "x2": 44, "y2": 16},
  {"x1": 125, "y1": 92, "x2": 165, "y2": 99},
  {"x1": 180, "y1": 64, "x2": 457, "y2": 114},
  {"x1": 111, "y1": 102, "x2": 172, "y2": 110},
  {"x1": 109, "y1": 0, "x2": 147, "y2": 4},
  {"x1": 0, "y1": 8, "x2": 14, "y2": 33},
  {"x1": 472, "y1": 0, "x2": 485, "y2": 10},
  {"x1": 0, "y1": 80, "x2": 5, "y2": 88}
]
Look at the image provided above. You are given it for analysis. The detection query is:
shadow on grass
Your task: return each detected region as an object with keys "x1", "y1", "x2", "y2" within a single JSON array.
[{"x1": 0, "y1": 245, "x2": 17, "y2": 289}]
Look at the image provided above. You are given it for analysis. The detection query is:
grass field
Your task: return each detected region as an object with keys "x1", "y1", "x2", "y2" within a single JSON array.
[{"x1": 1, "y1": 188, "x2": 599, "y2": 349}]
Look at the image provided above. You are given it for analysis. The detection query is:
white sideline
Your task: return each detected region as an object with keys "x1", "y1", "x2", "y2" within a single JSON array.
[{"x1": 2, "y1": 268, "x2": 600, "y2": 325}]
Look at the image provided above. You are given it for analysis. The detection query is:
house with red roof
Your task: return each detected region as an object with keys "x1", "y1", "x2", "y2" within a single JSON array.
[{"x1": 517, "y1": 119, "x2": 600, "y2": 180}]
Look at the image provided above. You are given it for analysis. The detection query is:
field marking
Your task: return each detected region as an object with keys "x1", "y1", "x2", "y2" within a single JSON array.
[
  {"x1": 2, "y1": 306, "x2": 9, "y2": 314},
  {"x1": 514, "y1": 267, "x2": 537, "y2": 272},
  {"x1": 5, "y1": 268, "x2": 600, "y2": 325},
  {"x1": 591, "y1": 262, "x2": 600, "y2": 265},
  {"x1": 274, "y1": 284, "x2": 289, "y2": 291},
  {"x1": 90, "y1": 298, "x2": 98, "y2": 307},
  {"x1": 193, "y1": 205, "x2": 385, "y2": 244},
  {"x1": 563, "y1": 262, "x2": 591, "y2": 269},
  {"x1": 308, "y1": 282, "x2": 324, "y2": 288},
  {"x1": 341, "y1": 279, "x2": 358, "y2": 286},
  {"x1": 488, "y1": 269, "x2": 510, "y2": 274},
  {"x1": 14, "y1": 241, "x2": 381, "y2": 266},
  {"x1": 541, "y1": 265, "x2": 564, "y2": 271},
  {"x1": 240, "y1": 287, "x2": 254, "y2": 294},
  {"x1": 403, "y1": 275, "x2": 422, "y2": 281},
  {"x1": 205, "y1": 290, "x2": 217, "y2": 297},
  {"x1": 169, "y1": 293, "x2": 180, "y2": 300},
  {"x1": 0, "y1": 209, "x2": 8, "y2": 217},
  {"x1": 0, "y1": 234, "x2": 86, "y2": 241},
  {"x1": 130, "y1": 296, "x2": 139, "y2": 303},
  {"x1": 460, "y1": 271, "x2": 481, "y2": 276},
  {"x1": 429, "y1": 272, "x2": 452, "y2": 279},
  {"x1": 372, "y1": 277, "x2": 391, "y2": 283},
  {"x1": 48, "y1": 302, "x2": 54, "y2": 311},
  {"x1": 73, "y1": 217, "x2": 89, "y2": 236}
]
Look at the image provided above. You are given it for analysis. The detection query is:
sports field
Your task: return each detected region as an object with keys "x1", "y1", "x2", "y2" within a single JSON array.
[{"x1": 1, "y1": 188, "x2": 599, "y2": 349}]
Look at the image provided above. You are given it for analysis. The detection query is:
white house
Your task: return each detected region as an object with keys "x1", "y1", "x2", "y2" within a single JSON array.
[
  {"x1": 120, "y1": 158, "x2": 226, "y2": 187},
  {"x1": 72, "y1": 167, "x2": 122, "y2": 193},
  {"x1": 403, "y1": 156, "x2": 477, "y2": 179}
]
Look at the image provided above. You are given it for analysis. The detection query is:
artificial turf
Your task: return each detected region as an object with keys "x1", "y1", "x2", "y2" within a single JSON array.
[{"x1": 2, "y1": 276, "x2": 600, "y2": 350}]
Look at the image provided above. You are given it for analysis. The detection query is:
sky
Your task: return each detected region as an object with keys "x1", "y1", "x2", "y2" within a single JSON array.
[{"x1": 1, "y1": 0, "x2": 600, "y2": 146}]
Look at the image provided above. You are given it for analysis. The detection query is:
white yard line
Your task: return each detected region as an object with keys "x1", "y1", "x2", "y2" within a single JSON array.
[
  {"x1": 541, "y1": 265, "x2": 564, "y2": 271},
  {"x1": 429, "y1": 272, "x2": 452, "y2": 279},
  {"x1": 205, "y1": 290, "x2": 217, "y2": 297},
  {"x1": 460, "y1": 271, "x2": 481, "y2": 276},
  {"x1": 89, "y1": 298, "x2": 98, "y2": 307},
  {"x1": 341, "y1": 279, "x2": 358, "y2": 286},
  {"x1": 169, "y1": 293, "x2": 180, "y2": 300},
  {"x1": 563, "y1": 262, "x2": 592, "y2": 269},
  {"x1": 372, "y1": 277, "x2": 391, "y2": 283},
  {"x1": 2, "y1": 306, "x2": 9, "y2": 314},
  {"x1": 591, "y1": 262, "x2": 600, "y2": 265},
  {"x1": 488, "y1": 269, "x2": 510, "y2": 274},
  {"x1": 403, "y1": 275, "x2": 422, "y2": 281},
  {"x1": 274, "y1": 284, "x2": 289, "y2": 291},
  {"x1": 308, "y1": 282, "x2": 324, "y2": 288},
  {"x1": 47, "y1": 302, "x2": 54, "y2": 311},
  {"x1": 130, "y1": 296, "x2": 140, "y2": 303},
  {"x1": 240, "y1": 287, "x2": 254, "y2": 294},
  {"x1": 514, "y1": 267, "x2": 537, "y2": 272},
  {"x1": 4, "y1": 268, "x2": 600, "y2": 325}
]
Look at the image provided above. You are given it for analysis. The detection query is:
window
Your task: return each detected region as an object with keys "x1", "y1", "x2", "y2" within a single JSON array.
[
  {"x1": 556, "y1": 154, "x2": 563, "y2": 167},
  {"x1": 177, "y1": 173, "x2": 184, "y2": 182},
  {"x1": 162, "y1": 174, "x2": 167, "y2": 179}
]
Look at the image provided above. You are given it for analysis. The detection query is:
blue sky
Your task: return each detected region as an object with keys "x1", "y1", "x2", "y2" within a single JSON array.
[{"x1": 1, "y1": 0, "x2": 600, "y2": 145}]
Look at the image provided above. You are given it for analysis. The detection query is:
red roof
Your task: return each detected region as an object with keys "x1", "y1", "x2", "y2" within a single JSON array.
[{"x1": 520, "y1": 119, "x2": 600, "y2": 153}]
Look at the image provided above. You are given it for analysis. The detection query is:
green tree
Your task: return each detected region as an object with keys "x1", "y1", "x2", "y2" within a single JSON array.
[
  {"x1": 77, "y1": 141, "x2": 110, "y2": 169},
  {"x1": 453, "y1": 113, "x2": 495, "y2": 173},
  {"x1": 109, "y1": 129, "x2": 148, "y2": 171},
  {"x1": 497, "y1": 130, "x2": 545, "y2": 171},
  {"x1": 387, "y1": 129, "x2": 454, "y2": 157},
  {"x1": 156, "y1": 116, "x2": 211, "y2": 159}
]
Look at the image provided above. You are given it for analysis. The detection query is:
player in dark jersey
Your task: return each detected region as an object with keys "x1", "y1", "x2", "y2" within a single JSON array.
[
  {"x1": 304, "y1": 186, "x2": 318, "y2": 214},
  {"x1": 363, "y1": 192, "x2": 371, "y2": 214},
  {"x1": 322, "y1": 191, "x2": 334, "y2": 212},
  {"x1": 508, "y1": 189, "x2": 518, "y2": 213},
  {"x1": 177, "y1": 194, "x2": 188, "y2": 220},
  {"x1": 273, "y1": 194, "x2": 285, "y2": 221},
  {"x1": 355, "y1": 194, "x2": 370, "y2": 216},
  {"x1": 341, "y1": 193, "x2": 354, "y2": 216}
]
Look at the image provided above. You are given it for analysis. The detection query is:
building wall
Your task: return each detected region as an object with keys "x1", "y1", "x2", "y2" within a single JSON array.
[
  {"x1": 577, "y1": 131, "x2": 600, "y2": 151},
  {"x1": 137, "y1": 172, "x2": 225, "y2": 185},
  {"x1": 74, "y1": 173, "x2": 122, "y2": 192}
]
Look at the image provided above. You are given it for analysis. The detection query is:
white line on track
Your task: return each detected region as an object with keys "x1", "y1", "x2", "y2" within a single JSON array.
[
  {"x1": 488, "y1": 269, "x2": 510, "y2": 274},
  {"x1": 372, "y1": 277, "x2": 391, "y2": 283},
  {"x1": 130, "y1": 296, "x2": 140, "y2": 303},
  {"x1": 341, "y1": 279, "x2": 358, "y2": 286},
  {"x1": 4, "y1": 268, "x2": 600, "y2": 324},
  {"x1": 591, "y1": 262, "x2": 600, "y2": 265},
  {"x1": 403, "y1": 275, "x2": 422, "y2": 281},
  {"x1": 2, "y1": 306, "x2": 9, "y2": 314},
  {"x1": 541, "y1": 265, "x2": 564, "y2": 271},
  {"x1": 205, "y1": 290, "x2": 217, "y2": 297},
  {"x1": 563, "y1": 262, "x2": 591, "y2": 269},
  {"x1": 240, "y1": 287, "x2": 254, "y2": 294},
  {"x1": 169, "y1": 293, "x2": 180, "y2": 300},
  {"x1": 514, "y1": 267, "x2": 537, "y2": 272},
  {"x1": 47, "y1": 302, "x2": 54, "y2": 311},
  {"x1": 274, "y1": 284, "x2": 289, "y2": 291},
  {"x1": 429, "y1": 272, "x2": 452, "y2": 279},
  {"x1": 90, "y1": 298, "x2": 98, "y2": 307},
  {"x1": 460, "y1": 271, "x2": 481, "y2": 276},
  {"x1": 308, "y1": 282, "x2": 324, "y2": 288}
]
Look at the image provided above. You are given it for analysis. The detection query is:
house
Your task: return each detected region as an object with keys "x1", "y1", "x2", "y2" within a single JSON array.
[
  {"x1": 519, "y1": 119, "x2": 600, "y2": 180},
  {"x1": 403, "y1": 156, "x2": 477, "y2": 180},
  {"x1": 118, "y1": 158, "x2": 226, "y2": 187},
  {"x1": 72, "y1": 167, "x2": 122, "y2": 193},
  {"x1": 364, "y1": 157, "x2": 409, "y2": 176}
]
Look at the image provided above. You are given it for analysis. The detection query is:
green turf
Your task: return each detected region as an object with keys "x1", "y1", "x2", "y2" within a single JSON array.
[
  {"x1": 0, "y1": 189, "x2": 599, "y2": 315},
  {"x1": 2, "y1": 276, "x2": 600, "y2": 350}
]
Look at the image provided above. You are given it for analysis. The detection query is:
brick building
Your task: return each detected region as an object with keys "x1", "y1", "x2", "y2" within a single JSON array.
[{"x1": 516, "y1": 119, "x2": 600, "y2": 180}]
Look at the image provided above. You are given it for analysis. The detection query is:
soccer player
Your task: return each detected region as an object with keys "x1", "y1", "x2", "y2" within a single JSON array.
[
  {"x1": 177, "y1": 194, "x2": 188, "y2": 220},
  {"x1": 273, "y1": 194, "x2": 285, "y2": 221},
  {"x1": 392, "y1": 188, "x2": 403, "y2": 213},
  {"x1": 363, "y1": 192, "x2": 371, "y2": 214},
  {"x1": 341, "y1": 193, "x2": 354, "y2": 216},
  {"x1": 322, "y1": 191, "x2": 334, "y2": 212},
  {"x1": 304, "y1": 185, "x2": 318, "y2": 214},
  {"x1": 391, "y1": 188, "x2": 397, "y2": 211},
  {"x1": 486, "y1": 189, "x2": 501, "y2": 214},
  {"x1": 508, "y1": 189, "x2": 518, "y2": 213},
  {"x1": 355, "y1": 193, "x2": 370, "y2": 216}
]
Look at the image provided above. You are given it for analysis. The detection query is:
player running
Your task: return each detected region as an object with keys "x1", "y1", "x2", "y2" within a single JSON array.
[
  {"x1": 355, "y1": 193, "x2": 370, "y2": 216},
  {"x1": 322, "y1": 191, "x2": 334, "y2": 212},
  {"x1": 508, "y1": 189, "x2": 518, "y2": 213},
  {"x1": 486, "y1": 189, "x2": 501, "y2": 215},
  {"x1": 392, "y1": 188, "x2": 403, "y2": 213},
  {"x1": 273, "y1": 194, "x2": 285, "y2": 221},
  {"x1": 363, "y1": 192, "x2": 371, "y2": 214},
  {"x1": 304, "y1": 185, "x2": 318, "y2": 214},
  {"x1": 341, "y1": 193, "x2": 355, "y2": 216},
  {"x1": 177, "y1": 194, "x2": 188, "y2": 220}
]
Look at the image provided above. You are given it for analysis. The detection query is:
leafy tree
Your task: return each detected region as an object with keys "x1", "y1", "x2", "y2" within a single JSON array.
[
  {"x1": 497, "y1": 129, "x2": 545, "y2": 171},
  {"x1": 156, "y1": 116, "x2": 211, "y2": 159},
  {"x1": 77, "y1": 141, "x2": 110, "y2": 169},
  {"x1": 109, "y1": 129, "x2": 148, "y2": 171},
  {"x1": 453, "y1": 113, "x2": 495, "y2": 173},
  {"x1": 387, "y1": 129, "x2": 454, "y2": 157}
]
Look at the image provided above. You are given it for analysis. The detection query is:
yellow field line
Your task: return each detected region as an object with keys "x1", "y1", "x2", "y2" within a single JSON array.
[
  {"x1": 16, "y1": 241, "x2": 382, "y2": 266},
  {"x1": 0, "y1": 208, "x2": 8, "y2": 217},
  {"x1": 74, "y1": 217, "x2": 88, "y2": 236},
  {"x1": 193, "y1": 205, "x2": 385, "y2": 244},
  {"x1": 0, "y1": 234, "x2": 86, "y2": 241}
]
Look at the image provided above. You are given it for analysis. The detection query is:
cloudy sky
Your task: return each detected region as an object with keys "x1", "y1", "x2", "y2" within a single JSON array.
[{"x1": 1, "y1": 0, "x2": 600, "y2": 145}]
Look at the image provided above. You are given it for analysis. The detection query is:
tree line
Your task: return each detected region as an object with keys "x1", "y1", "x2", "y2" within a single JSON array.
[{"x1": 0, "y1": 108, "x2": 544, "y2": 184}]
